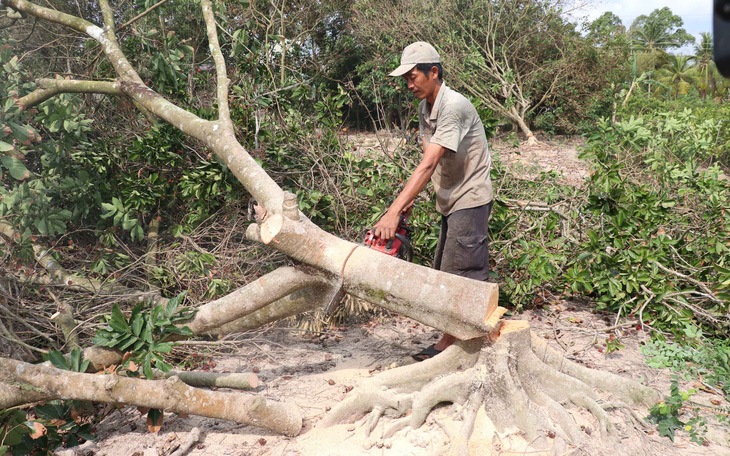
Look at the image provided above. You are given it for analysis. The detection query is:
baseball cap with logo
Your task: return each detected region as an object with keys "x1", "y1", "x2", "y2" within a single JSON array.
[{"x1": 388, "y1": 42, "x2": 440, "y2": 77}]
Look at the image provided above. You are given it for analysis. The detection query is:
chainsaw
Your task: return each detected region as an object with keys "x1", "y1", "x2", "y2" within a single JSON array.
[
  {"x1": 362, "y1": 210, "x2": 414, "y2": 262},
  {"x1": 322, "y1": 209, "x2": 414, "y2": 318}
]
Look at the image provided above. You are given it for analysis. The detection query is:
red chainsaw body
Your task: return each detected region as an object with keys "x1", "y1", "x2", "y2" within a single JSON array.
[
  {"x1": 363, "y1": 230, "x2": 405, "y2": 256},
  {"x1": 363, "y1": 212, "x2": 413, "y2": 260}
]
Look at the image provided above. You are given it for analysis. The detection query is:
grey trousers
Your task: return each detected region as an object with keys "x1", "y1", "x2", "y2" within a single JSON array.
[{"x1": 433, "y1": 201, "x2": 493, "y2": 282}]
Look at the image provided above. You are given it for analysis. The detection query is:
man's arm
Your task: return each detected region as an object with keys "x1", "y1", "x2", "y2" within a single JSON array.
[{"x1": 373, "y1": 141, "x2": 447, "y2": 240}]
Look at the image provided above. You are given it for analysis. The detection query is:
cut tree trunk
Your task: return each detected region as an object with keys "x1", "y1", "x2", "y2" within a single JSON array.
[
  {"x1": 514, "y1": 116, "x2": 538, "y2": 146},
  {"x1": 184, "y1": 266, "x2": 332, "y2": 335},
  {"x1": 249, "y1": 214, "x2": 499, "y2": 340}
]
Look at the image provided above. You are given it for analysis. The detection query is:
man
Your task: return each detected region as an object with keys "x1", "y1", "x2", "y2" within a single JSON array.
[{"x1": 373, "y1": 42, "x2": 494, "y2": 361}]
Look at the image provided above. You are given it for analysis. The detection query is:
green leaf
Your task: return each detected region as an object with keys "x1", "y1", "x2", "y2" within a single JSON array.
[
  {"x1": 142, "y1": 325, "x2": 153, "y2": 343},
  {"x1": 131, "y1": 224, "x2": 144, "y2": 241},
  {"x1": 143, "y1": 354, "x2": 153, "y2": 379},
  {"x1": 152, "y1": 342, "x2": 173, "y2": 353},
  {"x1": 7, "y1": 121, "x2": 29, "y2": 142},
  {"x1": 35, "y1": 401, "x2": 66, "y2": 420},
  {"x1": 91, "y1": 334, "x2": 112, "y2": 347},
  {"x1": 166, "y1": 326, "x2": 192, "y2": 336},
  {"x1": 0, "y1": 410, "x2": 28, "y2": 447},
  {"x1": 165, "y1": 296, "x2": 179, "y2": 318},
  {"x1": 118, "y1": 334, "x2": 138, "y2": 351},
  {"x1": 1, "y1": 155, "x2": 30, "y2": 180},
  {"x1": 100, "y1": 202, "x2": 117, "y2": 219},
  {"x1": 154, "y1": 318, "x2": 172, "y2": 327},
  {"x1": 48, "y1": 350, "x2": 69, "y2": 370},
  {"x1": 69, "y1": 348, "x2": 81, "y2": 372},
  {"x1": 109, "y1": 303, "x2": 130, "y2": 333},
  {"x1": 0, "y1": 141, "x2": 13, "y2": 152},
  {"x1": 131, "y1": 314, "x2": 144, "y2": 337},
  {"x1": 122, "y1": 213, "x2": 134, "y2": 230}
]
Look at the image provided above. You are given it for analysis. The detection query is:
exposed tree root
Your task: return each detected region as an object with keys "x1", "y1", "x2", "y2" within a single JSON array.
[
  {"x1": 0, "y1": 357, "x2": 301, "y2": 436},
  {"x1": 321, "y1": 319, "x2": 660, "y2": 454}
]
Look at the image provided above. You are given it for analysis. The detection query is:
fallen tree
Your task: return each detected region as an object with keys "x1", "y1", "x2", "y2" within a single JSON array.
[{"x1": 0, "y1": 0, "x2": 660, "y2": 453}]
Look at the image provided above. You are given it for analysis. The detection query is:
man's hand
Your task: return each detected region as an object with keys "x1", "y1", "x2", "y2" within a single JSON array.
[{"x1": 374, "y1": 211, "x2": 401, "y2": 240}]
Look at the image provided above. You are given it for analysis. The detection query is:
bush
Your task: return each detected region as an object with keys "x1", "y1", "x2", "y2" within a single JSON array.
[{"x1": 564, "y1": 117, "x2": 730, "y2": 334}]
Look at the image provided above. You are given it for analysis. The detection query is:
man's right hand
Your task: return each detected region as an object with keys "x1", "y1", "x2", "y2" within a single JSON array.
[{"x1": 373, "y1": 210, "x2": 401, "y2": 240}]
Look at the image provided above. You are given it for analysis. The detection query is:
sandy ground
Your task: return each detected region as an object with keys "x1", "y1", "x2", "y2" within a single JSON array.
[
  {"x1": 78, "y1": 305, "x2": 730, "y2": 456},
  {"x1": 490, "y1": 134, "x2": 591, "y2": 188},
  {"x1": 57, "y1": 136, "x2": 730, "y2": 456}
]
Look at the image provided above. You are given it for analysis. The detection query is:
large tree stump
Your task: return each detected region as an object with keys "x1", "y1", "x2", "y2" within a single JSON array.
[{"x1": 321, "y1": 316, "x2": 660, "y2": 455}]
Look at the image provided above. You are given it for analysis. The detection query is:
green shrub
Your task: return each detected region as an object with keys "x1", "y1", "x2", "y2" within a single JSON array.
[{"x1": 565, "y1": 117, "x2": 730, "y2": 334}]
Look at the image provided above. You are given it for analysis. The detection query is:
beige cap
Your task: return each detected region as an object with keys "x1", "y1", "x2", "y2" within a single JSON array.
[{"x1": 389, "y1": 41, "x2": 440, "y2": 77}]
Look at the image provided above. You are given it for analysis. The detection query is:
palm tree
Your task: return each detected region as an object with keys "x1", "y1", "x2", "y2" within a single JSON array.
[
  {"x1": 633, "y1": 21, "x2": 676, "y2": 52},
  {"x1": 693, "y1": 32, "x2": 716, "y2": 99},
  {"x1": 631, "y1": 21, "x2": 672, "y2": 75},
  {"x1": 657, "y1": 54, "x2": 696, "y2": 98}
]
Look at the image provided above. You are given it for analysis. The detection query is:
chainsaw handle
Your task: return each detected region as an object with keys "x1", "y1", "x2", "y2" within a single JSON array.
[{"x1": 394, "y1": 233, "x2": 413, "y2": 262}]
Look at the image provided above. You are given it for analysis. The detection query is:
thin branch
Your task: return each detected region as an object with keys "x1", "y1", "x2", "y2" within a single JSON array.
[
  {"x1": 2, "y1": 0, "x2": 94, "y2": 35},
  {"x1": 17, "y1": 16, "x2": 37, "y2": 42},
  {"x1": 18, "y1": 78, "x2": 121, "y2": 109},
  {"x1": 201, "y1": 0, "x2": 232, "y2": 127},
  {"x1": 652, "y1": 260, "x2": 722, "y2": 303},
  {"x1": 0, "y1": 221, "x2": 161, "y2": 301},
  {"x1": 118, "y1": 0, "x2": 168, "y2": 32},
  {"x1": 501, "y1": 198, "x2": 569, "y2": 220},
  {"x1": 98, "y1": 0, "x2": 117, "y2": 37}
]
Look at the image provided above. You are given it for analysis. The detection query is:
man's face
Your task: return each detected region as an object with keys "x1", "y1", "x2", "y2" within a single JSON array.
[{"x1": 402, "y1": 67, "x2": 438, "y2": 101}]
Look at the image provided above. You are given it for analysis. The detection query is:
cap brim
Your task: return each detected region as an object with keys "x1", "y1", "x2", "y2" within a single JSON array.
[{"x1": 388, "y1": 63, "x2": 416, "y2": 77}]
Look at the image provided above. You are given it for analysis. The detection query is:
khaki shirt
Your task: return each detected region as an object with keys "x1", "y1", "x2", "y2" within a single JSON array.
[{"x1": 419, "y1": 84, "x2": 493, "y2": 216}]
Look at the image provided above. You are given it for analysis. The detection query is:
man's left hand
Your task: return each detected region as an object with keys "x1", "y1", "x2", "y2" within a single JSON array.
[{"x1": 373, "y1": 211, "x2": 400, "y2": 240}]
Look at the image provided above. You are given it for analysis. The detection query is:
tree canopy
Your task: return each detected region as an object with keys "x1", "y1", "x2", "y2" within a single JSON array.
[{"x1": 630, "y1": 6, "x2": 695, "y2": 51}]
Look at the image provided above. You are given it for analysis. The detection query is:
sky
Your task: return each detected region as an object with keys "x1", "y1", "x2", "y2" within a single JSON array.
[{"x1": 569, "y1": 0, "x2": 713, "y2": 54}]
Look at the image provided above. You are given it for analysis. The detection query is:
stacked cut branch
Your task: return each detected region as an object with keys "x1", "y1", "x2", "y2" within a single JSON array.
[{"x1": 0, "y1": 221, "x2": 161, "y2": 302}]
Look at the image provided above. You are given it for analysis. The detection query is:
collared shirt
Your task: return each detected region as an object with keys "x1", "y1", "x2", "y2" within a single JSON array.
[{"x1": 419, "y1": 84, "x2": 493, "y2": 216}]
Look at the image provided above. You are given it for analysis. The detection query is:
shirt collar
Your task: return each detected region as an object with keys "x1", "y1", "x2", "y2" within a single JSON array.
[{"x1": 428, "y1": 83, "x2": 448, "y2": 121}]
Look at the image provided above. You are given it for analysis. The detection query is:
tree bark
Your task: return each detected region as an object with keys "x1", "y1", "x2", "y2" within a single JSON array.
[
  {"x1": 184, "y1": 266, "x2": 332, "y2": 335},
  {"x1": 0, "y1": 357, "x2": 300, "y2": 435},
  {"x1": 155, "y1": 370, "x2": 259, "y2": 390}
]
